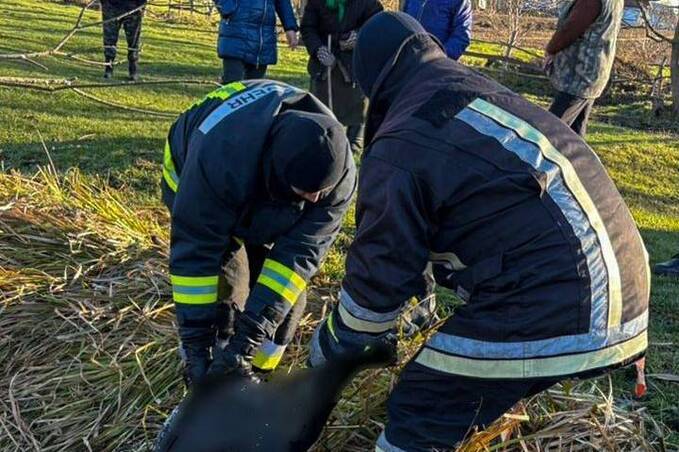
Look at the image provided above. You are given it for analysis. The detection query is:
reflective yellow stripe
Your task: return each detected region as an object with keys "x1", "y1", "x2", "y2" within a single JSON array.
[
  {"x1": 468, "y1": 99, "x2": 623, "y2": 327},
  {"x1": 256, "y1": 259, "x2": 306, "y2": 305},
  {"x1": 257, "y1": 274, "x2": 299, "y2": 305},
  {"x1": 252, "y1": 343, "x2": 286, "y2": 371},
  {"x1": 170, "y1": 275, "x2": 219, "y2": 286},
  {"x1": 338, "y1": 303, "x2": 396, "y2": 334},
  {"x1": 172, "y1": 292, "x2": 218, "y2": 304},
  {"x1": 163, "y1": 140, "x2": 179, "y2": 192},
  {"x1": 416, "y1": 331, "x2": 647, "y2": 379},
  {"x1": 191, "y1": 81, "x2": 247, "y2": 108},
  {"x1": 263, "y1": 259, "x2": 306, "y2": 293}
]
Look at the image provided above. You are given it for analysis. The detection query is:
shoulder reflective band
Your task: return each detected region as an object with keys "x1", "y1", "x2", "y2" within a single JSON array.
[
  {"x1": 190, "y1": 81, "x2": 247, "y2": 108},
  {"x1": 415, "y1": 331, "x2": 647, "y2": 379},
  {"x1": 170, "y1": 274, "x2": 219, "y2": 304},
  {"x1": 462, "y1": 98, "x2": 622, "y2": 328},
  {"x1": 256, "y1": 259, "x2": 306, "y2": 305},
  {"x1": 252, "y1": 340, "x2": 287, "y2": 371},
  {"x1": 163, "y1": 140, "x2": 179, "y2": 192}
]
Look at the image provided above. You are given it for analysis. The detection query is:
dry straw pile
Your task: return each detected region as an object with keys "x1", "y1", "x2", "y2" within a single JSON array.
[{"x1": 0, "y1": 169, "x2": 671, "y2": 451}]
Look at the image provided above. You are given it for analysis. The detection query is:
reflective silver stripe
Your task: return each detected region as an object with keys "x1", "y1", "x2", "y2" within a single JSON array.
[
  {"x1": 416, "y1": 330, "x2": 647, "y2": 379},
  {"x1": 198, "y1": 83, "x2": 300, "y2": 134},
  {"x1": 427, "y1": 310, "x2": 647, "y2": 359},
  {"x1": 338, "y1": 288, "x2": 401, "y2": 331},
  {"x1": 457, "y1": 102, "x2": 612, "y2": 331},
  {"x1": 338, "y1": 303, "x2": 395, "y2": 333},
  {"x1": 376, "y1": 432, "x2": 407, "y2": 452},
  {"x1": 429, "y1": 251, "x2": 467, "y2": 271},
  {"x1": 467, "y1": 98, "x2": 622, "y2": 328}
]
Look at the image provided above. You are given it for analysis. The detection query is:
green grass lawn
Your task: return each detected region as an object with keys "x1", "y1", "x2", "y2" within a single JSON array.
[{"x1": 1, "y1": 0, "x2": 678, "y2": 447}]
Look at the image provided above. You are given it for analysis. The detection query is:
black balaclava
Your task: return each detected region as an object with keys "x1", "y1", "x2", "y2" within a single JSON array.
[
  {"x1": 266, "y1": 110, "x2": 349, "y2": 201},
  {"x1": 353, "y1": 11, "x2": 445, "y2": 147}
]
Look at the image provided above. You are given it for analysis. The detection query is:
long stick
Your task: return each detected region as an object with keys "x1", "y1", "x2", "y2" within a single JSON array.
[{"x1": 327, "y1": 34, "x2": 333, "y2": 111}]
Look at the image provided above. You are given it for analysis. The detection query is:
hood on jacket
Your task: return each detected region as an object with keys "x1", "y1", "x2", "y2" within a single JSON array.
[
  {"x1": 265, "y1": 110, "x2": 350, "y2": 201},
  {"x1": 352, "y1": 11, "x2": 447, "y2": 144}
]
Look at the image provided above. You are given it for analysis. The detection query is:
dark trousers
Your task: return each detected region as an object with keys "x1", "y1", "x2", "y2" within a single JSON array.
[
  {"x1": 221, "y1": 58, "x2": 268, "y2": 85},
  {"x1": 101, "y1": 1, "x2": 144, "y2": 62},
  {"x1": 382, "y1": 361, "x2": 559, "y2": 451},
  {"x1": 549, "y1": 91, "x2": 595, "y2": 138}
]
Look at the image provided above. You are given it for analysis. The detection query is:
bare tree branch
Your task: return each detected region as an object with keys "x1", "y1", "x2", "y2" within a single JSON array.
[{"x1": 0, "y1": 77, "x2": 219, "y2": 91}]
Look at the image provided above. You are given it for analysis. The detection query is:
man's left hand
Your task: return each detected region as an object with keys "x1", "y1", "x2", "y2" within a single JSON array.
[{"x1": 286, "y1": 30, "x2": 298, "y2": 50}]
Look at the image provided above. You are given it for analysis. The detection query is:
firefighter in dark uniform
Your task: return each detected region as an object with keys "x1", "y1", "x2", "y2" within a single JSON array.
[
  {"x1": 101, "y1": 0, "x2": 147, "y2": 80},
  {"x1": 310, "y1": 13, "x2": 650, "y2": 451},
  {"x1": 162, "y1": 80, "x2": 356, "y2": 384}
]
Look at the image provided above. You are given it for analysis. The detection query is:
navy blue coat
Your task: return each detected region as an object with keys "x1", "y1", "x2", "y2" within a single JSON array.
[
  {"x1": 214, "y1": 0, "x2": 298, "y2": 66},
  {"x1": 403, "y1": 0, "x2": 472, "y2": 60}
]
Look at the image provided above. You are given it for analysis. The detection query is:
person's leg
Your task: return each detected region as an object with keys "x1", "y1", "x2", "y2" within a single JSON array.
[
  {"x1": 215, "y1": 245, "x2": 252, "y2": 342},
  {"x1": 244, "y1": 62, "x2": 268, "y2": 80},
  {"x1": 100, "y1": 1, "x2": 120, "y2": 78},
  {"x1": 570, "y1": 98, "x2": 595, "y2": 138},
  {"x1": 221, "y1": 58, "x2": 247, "y2": 84},
  {"x1": 122, "y1": 7, "x2": 144, "y2": 80},
  {"x1": 548, "y1": 91, "x2": 590, "y2": 137},
  {"x1": 378, "y1": 360, "x2": 558, "y2": 451}
]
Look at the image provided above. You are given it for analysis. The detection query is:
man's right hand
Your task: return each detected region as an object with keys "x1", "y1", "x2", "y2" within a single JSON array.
[{"x1": 316, "y1": 46, "x2": 336, "y2": 68}]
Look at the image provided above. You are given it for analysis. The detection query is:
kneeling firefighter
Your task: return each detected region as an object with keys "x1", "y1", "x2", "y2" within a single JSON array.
[
  {"x1": 310, "y1": 12, "x2": 650, "y2": 451},
  {"x1": 162, "y1": 80, "x2": 356, "y2": 384}
]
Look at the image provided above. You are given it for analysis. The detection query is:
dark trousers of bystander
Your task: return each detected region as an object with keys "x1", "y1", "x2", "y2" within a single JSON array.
[
  {"x1": 548, "y1": 91, "x2": 595, "y2": 138},
  {"x1": 221, "y1": 58, "x2": 268, "y2": 84},
  {"x1": 101, "y1": 1, "x2": 144, "y2": 64}
]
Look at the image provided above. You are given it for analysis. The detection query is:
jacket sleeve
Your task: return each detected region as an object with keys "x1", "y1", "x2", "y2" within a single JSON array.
[
  {"x1": 300, "y1": 0, "x2": 324, "y2": 56},
  {"x1": 169, "y1": 135, "x2": 242, "y2": 348},
  {"x1": 444, "y1": 0, "x2": 472, "y2": 60},
  {"x1": 243, "y1": 163, "x2": 357, "y2": 321},
  {"x1": 275, "y1": 0, "x2": 298, "y2": 31},
  {"x1": 338, "y1": 155, "x2": 433, "y2": 334}
]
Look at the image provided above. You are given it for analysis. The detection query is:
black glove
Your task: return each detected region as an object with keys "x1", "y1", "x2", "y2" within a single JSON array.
[
  {"x1": 179, "y1": 343, "x2": 211, "y2": 387},
  {"x1": 309, "y1": 307, "x2": 397, "y2": 368},
  {"x1": 339, "y1": 30, "x2": 358, "y2": 51},
  {"x1": 316, "y1": 46, "x2": 336, "y2": 68}
]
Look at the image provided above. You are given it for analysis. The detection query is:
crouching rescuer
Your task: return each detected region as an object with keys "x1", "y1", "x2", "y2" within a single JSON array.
[
  {"x1": 162, "y1": 80, "x2": 356, "y2": 384},
  {"x1": 309, "y1": 12, "x2": 651, "y2": 451}
]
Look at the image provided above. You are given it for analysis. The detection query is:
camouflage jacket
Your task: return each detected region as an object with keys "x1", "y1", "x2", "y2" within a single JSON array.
[{"x1": 549, "y1": 0, "x2": 623, "y2": 99}]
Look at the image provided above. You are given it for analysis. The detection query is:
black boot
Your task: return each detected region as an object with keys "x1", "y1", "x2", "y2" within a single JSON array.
[
  {"x1": 103, "y1": 58, "x2": 114, "y2": 79},
  {"x1": 128, "y1": 60, "x2": 139, "y2": 81},
  {"x1": 346, "y1": 124, "x2": 365, "y2": 154},
  {"x1": 654, "y1": 254, "x2": 679, "y2": 277}
]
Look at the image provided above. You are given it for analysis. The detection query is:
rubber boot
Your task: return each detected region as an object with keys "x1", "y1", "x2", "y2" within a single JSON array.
[
  {"x1": 128, "y1": 59, "x2": 139, "y2": 82},
  {"x1": 208, "y1": 312, "x2": 265, "y2": 383}
]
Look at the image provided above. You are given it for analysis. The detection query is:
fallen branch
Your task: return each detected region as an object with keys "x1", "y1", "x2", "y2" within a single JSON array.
[
  {"x1": 0, "y1": 77, "x2": 219, "y2": 91},
  {"x1": 71, "y1": 88, "x2": 177, "y2": 117}
]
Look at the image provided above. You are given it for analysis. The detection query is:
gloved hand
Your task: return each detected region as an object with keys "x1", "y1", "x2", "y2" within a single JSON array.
[
  {"x1": 309, "y1": 307, "x2": 397, "y2": 368},
  {"x1": 208, "y1": 311, "x2": 266, "y2": 383},
  {"x1": 316, "y1": 46, "x2": 336, "y2": 68},
  {"x1": 179, "y1": 343, "x2": 211, "y2": 387},
  {"x1": 339, "y1": 30, "x2": 358, "y2": 51}
]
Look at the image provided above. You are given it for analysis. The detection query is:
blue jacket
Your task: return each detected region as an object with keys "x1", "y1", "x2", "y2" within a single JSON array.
[
  {"x1": 403, "y1": 0, "x2": 472, "y2": 60},
  {"x1": 214, "y1": 0, "x2": 298, "y2": 66}
]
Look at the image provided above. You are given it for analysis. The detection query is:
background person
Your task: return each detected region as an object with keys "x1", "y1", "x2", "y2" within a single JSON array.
[
  {"x1": 545, "y1": 0, "x2": 624, "y2": 137},
  {"x1": 402, "y1": 0, "x2": 472, "y2": 60},
  {"x1": 300, "y1": 0, "x2": 383, "y2": 154},
  {"x1": 310, "y1": 12, "x2": 650, "y2": 450},
  {"x1": 214, "y1": 0, "x2": 299, "y2": 84},
  {"x1": 101, "y1": 0, "x2": 147, "y2": 80}
]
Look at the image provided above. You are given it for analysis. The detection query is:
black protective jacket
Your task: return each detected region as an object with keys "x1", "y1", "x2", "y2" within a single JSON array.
[
  {"x1": 337, "y1": 29, "x2": 649, "y2": 380},
  {"x1": 162, "y1": 80, "x2": 356, "y2": 349}
]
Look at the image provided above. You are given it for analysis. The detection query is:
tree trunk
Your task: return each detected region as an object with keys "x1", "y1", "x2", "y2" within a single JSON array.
[{"x1": 671, "y1": 21, "x2": 679, "y2": 116}]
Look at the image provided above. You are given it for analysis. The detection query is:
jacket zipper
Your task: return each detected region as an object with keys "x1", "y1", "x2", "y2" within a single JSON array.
[{"x1": 257, "y1": 0, "x2": 267, "y2": 67}]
